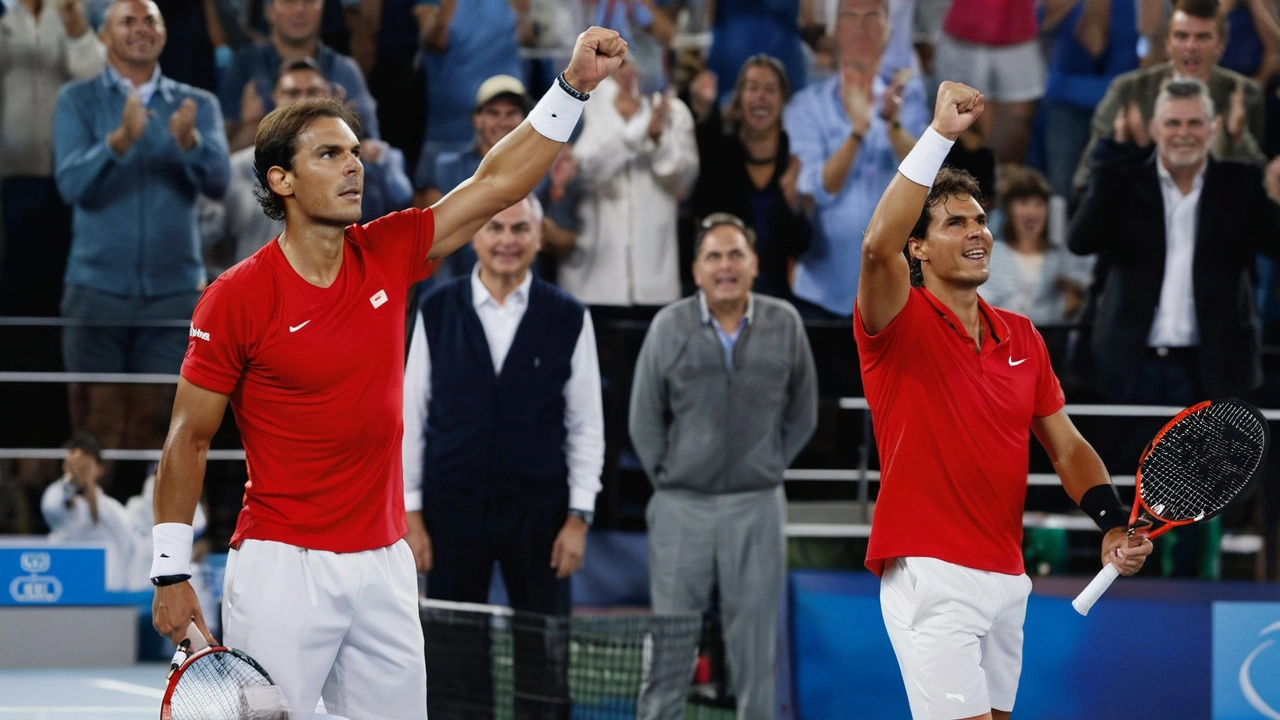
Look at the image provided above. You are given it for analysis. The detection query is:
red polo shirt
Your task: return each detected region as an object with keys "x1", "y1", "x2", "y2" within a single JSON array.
[
  {"x1": 182, "y1": 209, "x2": 436, "y2": 553},
  {"x1": 854, "y1": 287, "x2": 1064, "y2": 576}
]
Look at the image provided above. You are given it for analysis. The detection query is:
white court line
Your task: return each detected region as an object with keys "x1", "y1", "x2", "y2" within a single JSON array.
[
  {"x1": 0, "y1": 709, "x2": 151, "y2": 714},
  {"x1": 85, "y1": 679, "x2": 165, "y2": 699}
]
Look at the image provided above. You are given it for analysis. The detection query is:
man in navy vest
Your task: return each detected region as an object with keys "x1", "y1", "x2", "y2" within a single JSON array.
[{"x1": 402, "y1": 194, "x2": 604, "y2": 720}]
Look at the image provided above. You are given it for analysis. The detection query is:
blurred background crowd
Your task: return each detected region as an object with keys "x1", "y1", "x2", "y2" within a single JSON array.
[{"x1": 3, "y1": 0, "x2": 1280, "y2": 582}]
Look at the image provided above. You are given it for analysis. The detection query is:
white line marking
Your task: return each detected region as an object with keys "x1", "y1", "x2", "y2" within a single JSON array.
[{"x1": 86, "y1": 679, "x2": 165, "y2": 699}]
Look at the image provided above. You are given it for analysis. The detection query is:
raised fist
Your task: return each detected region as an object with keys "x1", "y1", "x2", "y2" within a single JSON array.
[
  {"x1": 563, "y1": 27, "x2": 628, "y2": 95},
  {"x1": 930, "y1": 81, "x2": 984, "y2": 141}
]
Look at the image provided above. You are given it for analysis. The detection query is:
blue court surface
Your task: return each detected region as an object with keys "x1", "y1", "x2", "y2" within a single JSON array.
[{"x1": 0, "y1": 664, "x2": 168, "y2": 719}]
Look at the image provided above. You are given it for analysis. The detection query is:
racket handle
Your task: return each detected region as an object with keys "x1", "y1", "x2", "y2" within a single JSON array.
[
  {"x1": 1072, "y1": 562, "x2": 1121, "y2": 616},
  {"x1": 184, "y1": 621, "x2": 209, "y2": 652}
]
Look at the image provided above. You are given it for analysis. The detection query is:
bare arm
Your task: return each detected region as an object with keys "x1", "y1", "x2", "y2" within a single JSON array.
[
  {"x1": 428, "y1": 27, "x2": 627, "y2": 259},
  {"x1": 415, "y1": 0, "x2": 456, "y2": 52},
  {"x1": 151, "y1": 378, "x2": 229, "y2": 647},
  {"x1": 154, "y1": 379, "x2": 228, "y2": 525},
  {"x1": 1032, "y1": 410, "x2": 1153, "y2": 574},
  {"x1": 1073, "y1": 0, "x2": 1111, "y2": 57},
  {"x1": 1030, "y1": 410, "x2": 1110, "y2": 503},
  {"x1": 857, "y1": 82, "x2": 983, "y2": 335}
]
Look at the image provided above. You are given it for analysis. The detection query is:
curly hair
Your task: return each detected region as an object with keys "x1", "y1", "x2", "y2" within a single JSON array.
[
  {"x1": 253, "y1": 97, "x2": 362, "y2": 222},
  {"x1": 903, "y1": 166, "x2": 984, "y2": 287}
]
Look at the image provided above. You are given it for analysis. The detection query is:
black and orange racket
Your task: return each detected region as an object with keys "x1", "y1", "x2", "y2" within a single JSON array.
[
  {"x1": 160, "y1": 623, "x2": 284, "y2": 720},
  {"x1": 1072, "y1": 398, "x2": 1269, "y2": 615}
]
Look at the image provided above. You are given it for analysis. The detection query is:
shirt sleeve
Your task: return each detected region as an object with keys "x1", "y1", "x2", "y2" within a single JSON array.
[
  {"x1": 1031, "y1": 323, "x2": 1066, "y2": 418},
  {"x1": 361, "y1": 207, "x2": 437, "y2": 285},
  {"x1": 852, "y1": 290, "x2": 917, "y2": 370},
  {"x1": 402, "y1": 312, "x2": 431, "y2": 512},
  {"x1": 181, "y1": 280, "x2": 252, "y2": 395},
  {"x1": 563, "y1": 309, "x2": 604, "y2": 512}
]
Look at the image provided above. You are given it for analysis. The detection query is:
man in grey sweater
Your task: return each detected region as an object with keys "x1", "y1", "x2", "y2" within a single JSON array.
[{"x1": 629, "y1": 213, "x2": 818, "y2": 720}]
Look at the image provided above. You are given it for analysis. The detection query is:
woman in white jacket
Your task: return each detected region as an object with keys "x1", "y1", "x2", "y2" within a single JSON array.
[{"x1": 559, "y1": 59, "x2": 699, "y2": 306}]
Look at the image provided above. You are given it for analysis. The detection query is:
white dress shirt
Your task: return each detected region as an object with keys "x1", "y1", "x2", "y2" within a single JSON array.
[
  {"x1": 402, "y1": 267, "x2": 605, "y2": 514},
  {"x1": 558, "y1": 76, "x2": 699, "y2": 305},
  {"x1": 1148, "y1": 160, "x2": 1206, "y2": 348}
]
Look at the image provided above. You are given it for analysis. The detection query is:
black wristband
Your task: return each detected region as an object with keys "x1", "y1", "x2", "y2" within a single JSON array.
[
  {"x1": 151, "y1": 573, "x2": 192, "y2": 587},
  {"x1": 556, "y1": 73, "x2": 590, "y2": 101},
  {"x1": 850, "y1": 130, "x2": 864, "y2": 144},
  {"x1": 1079, "y1": 484, "x2": 1129, "y2": 532}
]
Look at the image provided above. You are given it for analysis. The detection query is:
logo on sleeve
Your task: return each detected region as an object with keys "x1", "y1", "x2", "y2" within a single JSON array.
[
  {"x1": 189, "y1": 325, "x2": 211, "y2": 342},
  {"x1": 370, "y1": 289, "x2": 388, "y2": 308}
]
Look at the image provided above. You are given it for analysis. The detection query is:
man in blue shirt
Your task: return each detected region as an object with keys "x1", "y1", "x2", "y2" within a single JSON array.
[
  {"x1": 783, "y1": 0, "x2": 927, "y2": 318},
  {"x1": 53, "y1": 0, "x2": 230, "y2": 457},
  {"x1": 220, "y1": 0, "x2": 380, "y2": 152}
]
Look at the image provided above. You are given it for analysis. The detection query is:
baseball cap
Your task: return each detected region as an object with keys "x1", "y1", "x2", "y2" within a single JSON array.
[{"x1": 474, "y1": 74, "x2": 533, "y2": 114}]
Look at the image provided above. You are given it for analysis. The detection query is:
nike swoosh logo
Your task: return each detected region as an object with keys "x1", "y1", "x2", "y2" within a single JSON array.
[
  {"x1": 946, "y1": 693, "x2": 965, "y2": 703},
  {"x1": 1008, "y1": 357, "x2": 1027, "y2": 367},
  {"x1": 289, "y1": 321, "x2": 311, "y2": 333}
]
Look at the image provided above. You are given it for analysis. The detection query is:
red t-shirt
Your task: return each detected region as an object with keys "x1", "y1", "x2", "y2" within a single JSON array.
[
  {"x1": 854, "y1": 287, "x2": 1064, "y2": 577},
  {"x1": 182, "y1": 209, "x2": 436, "y2": 553},
  {"x1": 943, "y1": 0, "x2": 1039, "y2": 46}
]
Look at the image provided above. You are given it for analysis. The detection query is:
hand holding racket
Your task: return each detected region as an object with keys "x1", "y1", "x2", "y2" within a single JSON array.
[
  {"x1": 161, "y1": 621, "x2": 289, "y2": 720},
  {"x1": 1072, "y1": 398, "x2": 1269, "y2": 615}
]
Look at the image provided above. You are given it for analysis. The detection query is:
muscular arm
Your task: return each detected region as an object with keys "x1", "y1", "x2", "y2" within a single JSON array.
[
  {"x1": 154, "y1": 379, "x2": 229, "y2": 525},
  {"x1": 1033, "y1": 409, "x2": 1153, "y2": 573},
  {"x1": 1030, "y1": 410, "x2": 1111, "y2": 502}
]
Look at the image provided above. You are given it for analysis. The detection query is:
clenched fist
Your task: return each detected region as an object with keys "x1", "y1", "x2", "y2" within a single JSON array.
[
  {"x1": 930, "y1": 81, "x2": 984, "y2": 141},
  {"x1": 562, "y1": 27, "x2": 628, "y2": 95}
]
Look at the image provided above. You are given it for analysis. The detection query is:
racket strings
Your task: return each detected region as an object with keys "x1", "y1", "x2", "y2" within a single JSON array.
[
  {"x1": 167, "y1": 651, "x2": 273, "y2": 720},
  {"x1": 1139, "y1": 403, "x2": 1267, "y2": 522}
]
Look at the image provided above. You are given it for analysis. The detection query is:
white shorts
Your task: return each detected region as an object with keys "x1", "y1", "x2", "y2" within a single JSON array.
[
  {"x1": 880, "y1": 557, "x2": 1032, "y2": 720},
  {"x1": 222, "y1": 539, "x2": 427, "y2": 720},
  {"x1": 934, "y1": 36, "x2": 1046, "y2": 103}
]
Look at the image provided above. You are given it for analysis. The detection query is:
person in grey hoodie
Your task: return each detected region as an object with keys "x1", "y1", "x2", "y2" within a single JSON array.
[{"x1": 628, "y1": 212, "x2": 818, "y2": 720}]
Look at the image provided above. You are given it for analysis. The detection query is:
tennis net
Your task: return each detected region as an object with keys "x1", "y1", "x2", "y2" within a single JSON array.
[{"x1": 420, "y1": 598, "x2": 730, "y2": 720}]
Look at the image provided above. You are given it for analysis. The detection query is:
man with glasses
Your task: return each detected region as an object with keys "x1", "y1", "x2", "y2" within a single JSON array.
[
  {"x1": 629, "y1": 213, "x2": 818, "y2": 720},
  {"x1": 201, "y1": 58, "x2": 412, "y2": 270}
]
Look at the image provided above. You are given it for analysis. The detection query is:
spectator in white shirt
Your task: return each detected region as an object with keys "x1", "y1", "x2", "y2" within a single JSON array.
[
  {"x1": 559, "y1": 58, "x2": 698, "y2": 307},
  {"x1": 40, "y1": 434, "x2": 133, "y2": 591},
  {"x1": 402, "y1": 194, "x2": 604, "y2": 718}
]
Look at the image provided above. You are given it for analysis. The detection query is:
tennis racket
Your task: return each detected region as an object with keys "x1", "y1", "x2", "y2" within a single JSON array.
[
  {"x1": 160, "y1": 622, "x2": 286, "y2": 720},
  {"x1": 1072, "y1": 398, "x2": 1269, "y2": 616}
]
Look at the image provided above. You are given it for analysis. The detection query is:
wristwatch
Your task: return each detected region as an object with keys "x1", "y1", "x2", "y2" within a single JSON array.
[{"x1": 568, "y1": 508, "x2": 594, "y2": 527}]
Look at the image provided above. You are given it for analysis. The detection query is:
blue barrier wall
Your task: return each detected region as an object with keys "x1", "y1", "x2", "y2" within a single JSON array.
[{"x1": 790, "y1": 571, "x2": 1280, "y2": 720}]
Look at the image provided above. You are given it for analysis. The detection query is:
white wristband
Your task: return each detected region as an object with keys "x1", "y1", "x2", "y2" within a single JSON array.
[
  {"x1": 898, "y1": 127, "x2": 956, "y2": 188},
  {"x1": 150, "y1": 522, "x2": 194, "y2": 580},
  {"x1": 528, "y1": 82, "x2": 587, "y2": 143}
]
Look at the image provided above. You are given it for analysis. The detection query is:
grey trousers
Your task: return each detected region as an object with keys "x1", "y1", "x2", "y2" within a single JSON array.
[{"x1": 639, "y1": 485, "x2": 786, "y2": 720}]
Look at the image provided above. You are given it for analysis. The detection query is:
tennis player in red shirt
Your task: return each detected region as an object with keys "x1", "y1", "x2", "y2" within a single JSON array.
[
  {"x1": 854, "y1": 81, "x2": 1154, "y2": 720},
  {"x1": 146, "y1": 28, "x2": 628, "y2": 720}
]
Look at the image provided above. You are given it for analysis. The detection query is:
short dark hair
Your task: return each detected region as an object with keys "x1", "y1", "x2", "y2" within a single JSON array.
[
  {"x1": 904, "y1": 167, "x2": 984, "y2": 287},
  {"x1": 253, "y1": 97, "x2": 362, "y2": 222},
  {"x1": 695, "y1": 212, "x2": 757, "y2": 256},
  {"x1": 62, "y1": 433, "x2": 103, "y2": 464},
  {"x1": 277, "y1": 57, "x2": 326, "y2": 84},
  {"x1": 1171, "y1": 0, "x2": 1228, "y2": 40}
]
